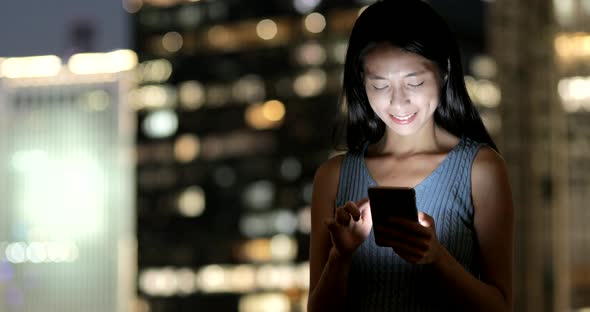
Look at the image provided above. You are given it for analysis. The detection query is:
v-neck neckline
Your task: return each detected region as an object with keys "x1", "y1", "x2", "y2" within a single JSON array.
[{"x1": 362, "y1": 136, "x2": 465, "y2": 190}]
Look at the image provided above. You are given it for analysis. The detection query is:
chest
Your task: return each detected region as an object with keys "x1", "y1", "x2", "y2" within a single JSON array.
[{"x1": 365, "y1": 154, "x2": 447, "y2": 188}]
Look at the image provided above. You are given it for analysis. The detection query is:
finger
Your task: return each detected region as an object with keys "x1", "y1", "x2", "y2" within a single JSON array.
[
  {"x1": 384, "y1": 217, "x2": 431, "y2": 238},
  {"x1": 358, "y1": 198, "x2": 371, "y2": 216},
  {"x1": 418, "y1": 212, "x2": 434, "y2": 228},
  {"x1": 376, "y1": 225, "x2": 430, "y2": 250},
  {"x1": 335, "y1": 206, "x2": 351, "y2": 225},
  {"x1": 384, "y1": 240, "x2": 424, "y2": 261},
  {"x1": 356, "y1": 197, "x2": 369, "y2": 207},
  {"x1": 343, "y1": 201, "x2": 361, "y2": 221}
]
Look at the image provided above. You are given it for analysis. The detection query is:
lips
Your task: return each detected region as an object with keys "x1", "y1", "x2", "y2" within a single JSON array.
[{"x1": 389, "y1": 112, "x2": 417, "y2": 124}]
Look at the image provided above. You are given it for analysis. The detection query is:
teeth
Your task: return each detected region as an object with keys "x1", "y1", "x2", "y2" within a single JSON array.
[{"x1": 393, "y1": 113, "x2": 415, "y2": 120}]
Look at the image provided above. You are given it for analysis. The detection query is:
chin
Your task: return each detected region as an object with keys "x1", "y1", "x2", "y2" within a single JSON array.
[{"x1": 389, "y1": 126, "x2": 420, "y2": 137}]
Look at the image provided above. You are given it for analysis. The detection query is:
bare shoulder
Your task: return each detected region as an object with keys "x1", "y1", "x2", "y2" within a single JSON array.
[
  {"x1": 313, "y1": 153, "x2": 345, "y2": 199},
  {"x1": 472, "y1": 146, "x2": 509, "y2": 186},
  {"x1": 471, "y1": 146, "x2": 513, "y2": 214}
]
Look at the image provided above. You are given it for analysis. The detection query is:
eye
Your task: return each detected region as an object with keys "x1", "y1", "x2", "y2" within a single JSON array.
[
  {"x1": 372, "y1": 85, "x2": 388, "y2": 90},
  {"x1": 408, "y1": 81, "x2": 424, "y2": 88}
]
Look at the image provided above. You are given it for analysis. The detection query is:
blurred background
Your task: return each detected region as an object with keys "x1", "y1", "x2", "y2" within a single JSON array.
[{"x1": 0, "y1": 0, "x2": 588, "y2": 311}]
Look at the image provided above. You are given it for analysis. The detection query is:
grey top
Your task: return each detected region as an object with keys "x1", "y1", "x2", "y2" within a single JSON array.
[{"x1": 336, "y1": 136, "x2": 485, "y2": 311}]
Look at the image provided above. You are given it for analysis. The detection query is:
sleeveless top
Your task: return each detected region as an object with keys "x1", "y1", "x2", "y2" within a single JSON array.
[{"x1": 336, "y1": 136, "x2": 485, "y2": 311}]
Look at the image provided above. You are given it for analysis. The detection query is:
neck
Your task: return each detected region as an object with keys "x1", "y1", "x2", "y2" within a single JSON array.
[{"x1": 377, "y1": 124, "x2": 442, "y2": 157}]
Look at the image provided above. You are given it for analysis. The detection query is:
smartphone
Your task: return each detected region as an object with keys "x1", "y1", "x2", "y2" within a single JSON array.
[{"x1": 368, "y1": 186, "x2": 418, "y2": 247}]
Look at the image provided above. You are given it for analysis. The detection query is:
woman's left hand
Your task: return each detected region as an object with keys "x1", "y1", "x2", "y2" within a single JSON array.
[{"x1": 375, "y1": 211, "x2": 442, "y2": 264}]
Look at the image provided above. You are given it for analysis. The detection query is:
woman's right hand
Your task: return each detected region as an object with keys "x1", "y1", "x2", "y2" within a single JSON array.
[{"x1": 325, "y1": 198, "x2": 372, "y2": 258}]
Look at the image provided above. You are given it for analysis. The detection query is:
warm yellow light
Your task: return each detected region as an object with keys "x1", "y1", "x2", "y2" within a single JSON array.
[
  {"x1": 304, "y1": 12, "x2": 326, "y2": 33},
  {"x1": 1, "y1": 55, "x2": 62, "y2": 78},
  {"x1": 208, "y1": 25, "x2": 235, "y2": 49},
  {"x1": 174, "y1": 134, "x2": 201, "y2": 163},
  {"x1": 293, "y1": 68, "x2": 327, "y2": 97},
  {"x1": 555, "y1": 32, "x2": 590, "y2": 61},
  {"x1": 68, "y1": 50, "x2": 137, "y2": 75},
  {"x1": 269, "y1": 234, "x2": 297, "y2": 261},
  {"x1": 108, "y1": 49, "x2": 138, "y2": 72},
  {"x1": 470, "y1": 55, "x2": 497, "y2": 79},
  {"x1": 256, "y1": 19, "x2": 278, "y2": 40},
  {"x1": 132, "y1": 84, "x2": 177, "y2": 109},
  {"x1": 557, "y1": 76, "x2": 590, "y2": 112},
  {"x1": 69, "y1": 53, "x2": 103, "y2": 74},
  {"x1": 179, "y1": 80, "x2": 206, "y2": 110},
  {"x1": 242, "y1": 239, "x2": 271, "y2": 262},
  {"x1": 177, "y1": 185, "x2": 205, "y2": 217},
  {"x1": 246, "y1": 104, "x2": 266, "y2": 129},
  {"x1": 139, "y1": 59, "x2": 173, "y2": 83},
  {"x1": 239, "y1": 293, "x2": 290, "y2": 312},
  {"x1": 261, "y1": 100, "x2": 286, "y2": 122},
  {"x1": 197, "y1": 265, "x2": 227, "y2": 293},
  {"x1": 228, "y1": 265, "x2": 256, "y2": 292},
  {"x1": 245, "y1": 101, "x2": 285, "y2": 130},
  {"x1": 175, "y1": 268, "x2": 197, "y2": 294}
]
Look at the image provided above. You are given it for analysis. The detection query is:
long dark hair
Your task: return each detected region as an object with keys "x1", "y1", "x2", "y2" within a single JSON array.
[{"x1": 335, "y1": 0, "x2": 497, "y2": 152}]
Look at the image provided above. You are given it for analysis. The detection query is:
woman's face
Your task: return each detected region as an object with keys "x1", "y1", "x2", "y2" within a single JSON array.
[{"x1": 363, "y1": 43, "x2": 442, "y2": 138}]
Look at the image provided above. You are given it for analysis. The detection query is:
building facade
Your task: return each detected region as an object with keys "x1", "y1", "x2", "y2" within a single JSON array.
[{"x1": 0, "y1": 52, "x2": 137, "y2": 312}]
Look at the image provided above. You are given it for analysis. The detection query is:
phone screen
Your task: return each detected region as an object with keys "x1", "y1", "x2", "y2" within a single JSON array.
[{"x1": 368, "y1": 186, "x2": 418, "y2": 247}]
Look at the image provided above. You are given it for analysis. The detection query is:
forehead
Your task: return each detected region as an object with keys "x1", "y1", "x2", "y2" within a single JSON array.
[{"x1": 362, "y1": 43, "x2": 436, "y2": 75}]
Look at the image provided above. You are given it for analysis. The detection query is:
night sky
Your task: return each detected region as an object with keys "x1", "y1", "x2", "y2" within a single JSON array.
[{"x1": 0, "y1": 0, "x2": 130, "y2": 58}]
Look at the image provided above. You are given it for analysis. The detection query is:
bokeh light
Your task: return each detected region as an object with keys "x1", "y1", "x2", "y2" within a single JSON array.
[
  {"x1": 245, "y1": 100, "x2": 286, "y2": 130},
  {"x1": 304, "y1": 12, "x2": 326, "y2": 34},
  {"x1": 142, "y1": 110, "x2": 178, "y2": 138},
  {"x1": 242, "y1": 180, "x2": 275, "y2": 210},
  {"x1": 232, "y1": 75, "x2": 266, "y2": 103},
  {"x1": 139, "y1": 59, "x2": 173, "y2": 83},
  {"x1": 162, "y1": 31, "x2": 184, "y2": 53},
  {"x1": 295, "y1": 42, "x2": 327, "y2": 66},
  {"x1": 177, "y1": 185, "x2": 206, "y2": 217},
  {"x1": 256, "y1": 19, "x2": 278, "y2": 41},
  {"x1": 174, "y1": 134, "x2": 201, "y2": 163},
  {"x1": 178, "y1": 80, "x2": 206, "y2": 110},
  {"x1": 293, "y1": 68, "x2": 327, "y2": 97}
]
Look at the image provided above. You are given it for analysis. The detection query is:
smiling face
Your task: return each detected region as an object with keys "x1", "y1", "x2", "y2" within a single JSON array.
[{"x1": 363, "y1": 43, "x2": 442, "y2": 139}]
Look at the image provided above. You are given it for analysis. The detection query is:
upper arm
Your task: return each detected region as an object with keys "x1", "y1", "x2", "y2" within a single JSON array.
[
  {"x1": 308, "y1": 154, "x2": 344, "y2": 294},
  {"x1": 471, "y1": 147, "x2": 514, "y2": 307}
]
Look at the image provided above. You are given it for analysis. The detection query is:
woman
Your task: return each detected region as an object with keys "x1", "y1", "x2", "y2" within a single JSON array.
[{"x1": 307, "y1": 0, "x2": 514, "y2": 311}]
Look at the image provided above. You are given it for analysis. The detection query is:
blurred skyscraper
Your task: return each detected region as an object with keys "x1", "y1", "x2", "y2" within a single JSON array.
[
  {"x1": 489, "y1": 0, "x2": 590, "y2": 311},
  {"x1": 0, "y1": 52, "x2": 137, "y2": 311}
]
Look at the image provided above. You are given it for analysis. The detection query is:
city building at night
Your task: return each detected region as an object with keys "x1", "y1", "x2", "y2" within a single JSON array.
[
  {"x1": 0, "y1": 51, "x2": 137, "y2": 312},
  {"x1": 129, "y1": 0, "x2": 492, "y2": 311}
]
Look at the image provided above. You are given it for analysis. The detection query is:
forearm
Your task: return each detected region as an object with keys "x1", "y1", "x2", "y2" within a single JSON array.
[
  {"x1": 307, "y1": 247, "x2": 352, "y2": 312},
  {"x1": 430, "y1": 247, "x2": 512, "y2": 312}
]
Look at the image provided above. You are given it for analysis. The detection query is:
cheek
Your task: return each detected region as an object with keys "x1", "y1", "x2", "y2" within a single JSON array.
[
  {"x1": 417, "y1": 88, "x2": 440, "y2": 110},
  {"x1": 367, "y1": 94, "x2": 389, "y2": 112}
]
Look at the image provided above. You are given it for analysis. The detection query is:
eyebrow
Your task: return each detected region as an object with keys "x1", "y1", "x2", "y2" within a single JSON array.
[{"x1": 365, "y1": 70, "x2": 427, "y2": 80}]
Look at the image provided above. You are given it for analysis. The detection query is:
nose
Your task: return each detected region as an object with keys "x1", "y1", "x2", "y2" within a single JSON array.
[{"x1": 389, "y1": 87, "x2": 409, "y2": 107}]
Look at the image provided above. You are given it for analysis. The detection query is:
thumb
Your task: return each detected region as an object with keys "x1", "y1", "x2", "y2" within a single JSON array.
[{"x1": 418, "y1": 211, "x2": 433, "y2": 227}]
